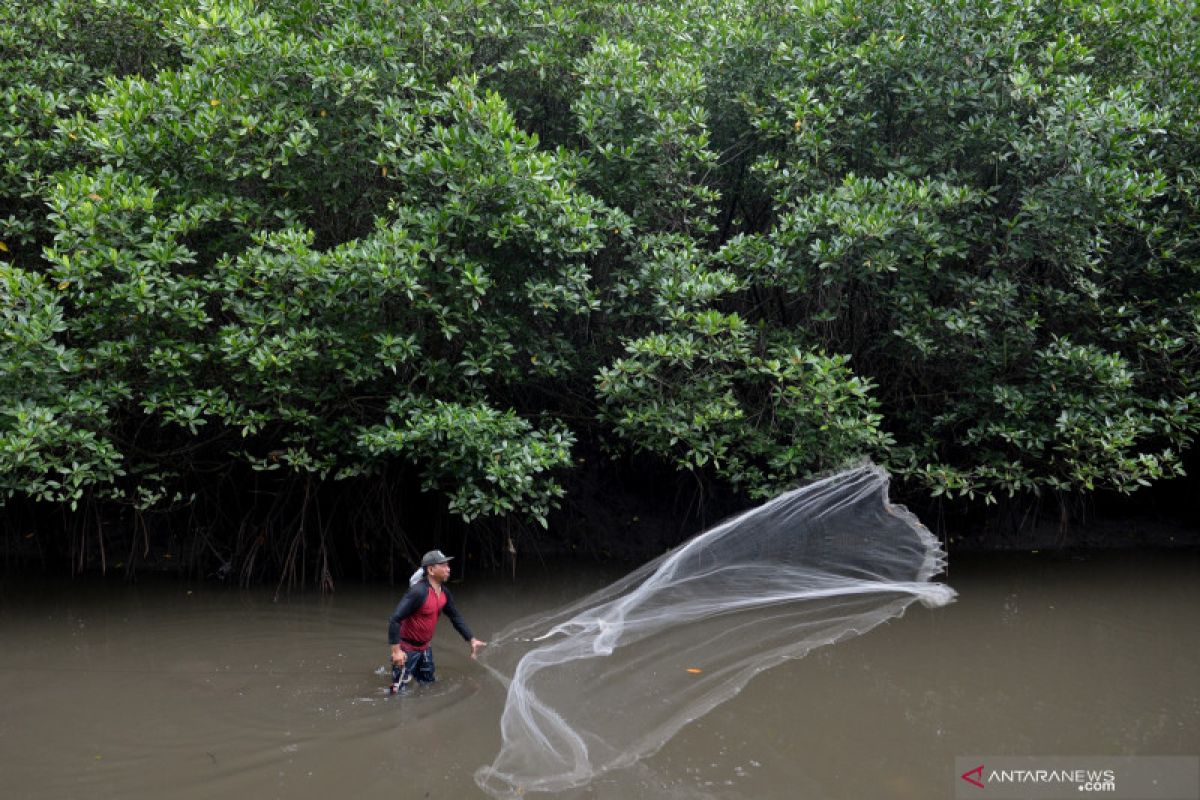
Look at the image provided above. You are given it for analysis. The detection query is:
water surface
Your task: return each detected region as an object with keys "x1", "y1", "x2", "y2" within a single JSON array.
[{"x1": 1, "y1": 551, "x2": 1196, "y2": 799}]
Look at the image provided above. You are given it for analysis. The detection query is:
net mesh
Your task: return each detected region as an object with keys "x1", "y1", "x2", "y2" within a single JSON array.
[{"x1": 475, "y1": 462, "x2": 957, "y2": 796}]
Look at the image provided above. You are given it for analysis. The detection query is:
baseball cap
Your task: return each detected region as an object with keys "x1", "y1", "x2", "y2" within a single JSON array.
[{"x1": 420, "y1": 550, "x2": 454, "y2": 567}]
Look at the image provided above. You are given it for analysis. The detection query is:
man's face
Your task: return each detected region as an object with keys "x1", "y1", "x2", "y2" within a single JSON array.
[{"x1": 428, "y1": 561, "x2": 451, "y2": 581}]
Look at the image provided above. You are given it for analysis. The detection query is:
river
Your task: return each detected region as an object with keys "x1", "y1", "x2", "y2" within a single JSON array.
[{"x1": 1, "y1": 551, "x2": 1197, "y2": 799}]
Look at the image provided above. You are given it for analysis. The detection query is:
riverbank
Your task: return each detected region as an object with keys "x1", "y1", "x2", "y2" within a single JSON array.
[
  {"x1": 548, "y1": 475, "x2": 1200, "y2": 562},
  {"x1": 947, "y1": 514, "x2": 1200, "y2": 553},
  {"x1": 3, "y1": 462, "x2": 1196, "y2": 581}
]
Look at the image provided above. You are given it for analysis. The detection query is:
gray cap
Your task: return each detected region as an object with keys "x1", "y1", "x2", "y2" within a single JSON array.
[{"x1": 420, "y1": 549, "x2": 454, "y2": 567}]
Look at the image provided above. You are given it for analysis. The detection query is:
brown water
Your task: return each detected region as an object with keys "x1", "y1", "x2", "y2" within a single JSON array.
[{"x1": 1, "y1": 551, "x2": 1197, "y2": 800}]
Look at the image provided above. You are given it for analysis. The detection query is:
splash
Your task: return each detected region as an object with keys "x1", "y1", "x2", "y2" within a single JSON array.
[{"x1": 475, "y1": 462, "x2": 956, "y2": 797}]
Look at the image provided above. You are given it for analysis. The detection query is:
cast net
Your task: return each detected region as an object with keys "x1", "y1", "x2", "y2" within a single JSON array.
[{"x1": 475, "y1": 462, "x2": 956, "y2": 797}]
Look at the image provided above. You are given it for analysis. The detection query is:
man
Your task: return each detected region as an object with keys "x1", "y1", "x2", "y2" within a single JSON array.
[{"x1": 387, "y1": 549, "x2": 486, "y2": 694}]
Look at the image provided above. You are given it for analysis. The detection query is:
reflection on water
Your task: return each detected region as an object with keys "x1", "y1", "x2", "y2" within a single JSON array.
[{"x1": 1, "y1": 551, "x2": 1197, "y2": 799}]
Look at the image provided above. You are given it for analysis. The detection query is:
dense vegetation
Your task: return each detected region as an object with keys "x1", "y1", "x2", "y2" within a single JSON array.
[{"x1": 2, "y1": 0, "x2": 1197, "y2": 581}]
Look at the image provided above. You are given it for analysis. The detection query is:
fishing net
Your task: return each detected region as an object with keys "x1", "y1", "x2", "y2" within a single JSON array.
[{"x1": 475, "y1": 462, "x2": 956, "y2": 797}]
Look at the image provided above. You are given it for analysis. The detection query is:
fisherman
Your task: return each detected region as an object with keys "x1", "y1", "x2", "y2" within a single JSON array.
[{"x1": 387, "y1": 549, "x2": 486, "y2": 694}]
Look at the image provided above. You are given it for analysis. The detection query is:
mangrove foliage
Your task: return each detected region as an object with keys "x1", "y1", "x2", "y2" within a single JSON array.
[{"x1": 2, "y1": 0, "x2": 1198, "y2": 579}]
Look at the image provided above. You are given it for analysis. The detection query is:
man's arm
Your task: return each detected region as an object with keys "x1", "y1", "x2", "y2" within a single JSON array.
[
  {"x1": 443, "y1": 589, "x2": 486, "y2": 658},
  {"x1": 387, "y1": 583, "x2": 427, "y2": 644},
  {"x1": 387, "y1": 582, "x2": 427, "y2": 666}
]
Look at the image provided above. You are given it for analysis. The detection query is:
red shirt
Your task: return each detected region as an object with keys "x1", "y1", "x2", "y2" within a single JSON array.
[{"x1": 399, "y1": 585, "x2": 447, "y2": 649}]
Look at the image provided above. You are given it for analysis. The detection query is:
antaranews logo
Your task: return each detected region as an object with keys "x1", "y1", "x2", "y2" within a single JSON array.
[
  {"x1": 960, "y1": 764, "x2": 1116, "y2": 792},
  {"x1": 954, "y1": 756, "x2": 1198, "y2": 800},
  {"x1": 961, "y1": 764, "x2": 985, "y2": 789}
]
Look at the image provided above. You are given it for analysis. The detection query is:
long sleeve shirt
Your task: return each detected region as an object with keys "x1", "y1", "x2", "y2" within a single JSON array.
[{"x1": 387, "y1": 579, "x2": 474, "y2": 648}]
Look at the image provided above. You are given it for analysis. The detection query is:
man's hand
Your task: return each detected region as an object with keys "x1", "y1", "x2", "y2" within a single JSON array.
[
  {"x1": 390, "y1": 644, "x2": 406, "y2": 667},
  {"x1": 469, "y1": 638, "x2": 487, "y2": 659}
]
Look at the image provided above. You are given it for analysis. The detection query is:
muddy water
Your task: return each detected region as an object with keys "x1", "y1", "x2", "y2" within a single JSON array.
[{"x1": 1, "y1": 551, "x2": 1197, "y2": 800}]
